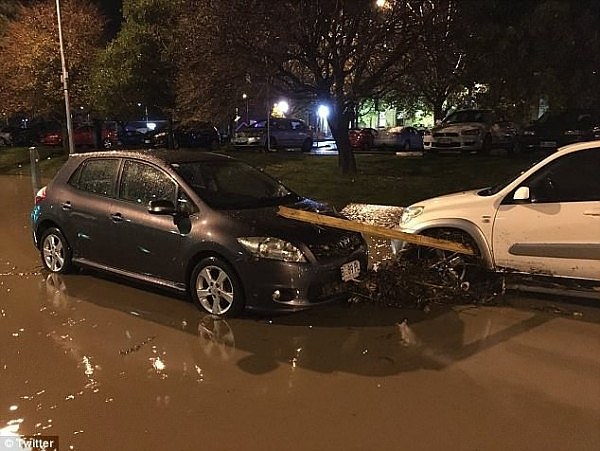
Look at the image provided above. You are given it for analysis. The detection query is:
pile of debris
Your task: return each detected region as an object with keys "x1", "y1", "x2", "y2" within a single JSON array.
[
  {"x1": 339, "y1": 203, "x2": 504, "y2": 310},
  {"x1": 350, "y1": 257, "x2": 504, "y2": 311}
]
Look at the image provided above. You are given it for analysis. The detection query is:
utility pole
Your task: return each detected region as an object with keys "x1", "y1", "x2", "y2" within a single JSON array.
[{"x1": 56, "y1": 0, "x2": 74, "y2": 154}]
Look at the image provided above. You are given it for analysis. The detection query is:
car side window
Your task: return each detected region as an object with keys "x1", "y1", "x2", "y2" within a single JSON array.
[
  {"x1": 525, "y1": 148, "x2": 600, "y2": 203},
  {"x1": 291, "y1": 120, "x2": 306, "y2": 131},
  {"x1": 119, "y1": 160, "x2": 176, "y2": 206},
  {"x1": 68, "y1": 158, "x2": 119, "y2": 197}
]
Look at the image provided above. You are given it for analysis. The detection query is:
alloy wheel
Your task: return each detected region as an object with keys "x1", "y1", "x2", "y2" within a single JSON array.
[{"x1": 195, "y1": 265, "x2": 235, "y2": 315}]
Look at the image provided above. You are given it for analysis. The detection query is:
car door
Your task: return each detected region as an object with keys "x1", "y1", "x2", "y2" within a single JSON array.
[
  {"x1": 289, "y1": 120, "x2": 308, "y2": 147},
  {"x1": 63, "y1": 158, "x2": 120, "y2": 265},
  {"x1": 492, "y1": 148, "x2": 600, "y2": 279},
  {"x1": 108, "y1": 159, "x2": 191, "y2": 282}
]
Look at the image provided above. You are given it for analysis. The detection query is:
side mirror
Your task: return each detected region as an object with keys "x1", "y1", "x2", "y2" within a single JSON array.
[
  {"x1": 513, "y1": 186, "x2": 530, "y2": 201},
  {"x1": 148, "y1": 199, "x2": 177, "y2": 215}
]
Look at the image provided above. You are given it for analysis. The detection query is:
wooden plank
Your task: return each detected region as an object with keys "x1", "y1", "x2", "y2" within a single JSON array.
[{"x1": 277, "y1": 206, "x2": 475, "y2": 255}]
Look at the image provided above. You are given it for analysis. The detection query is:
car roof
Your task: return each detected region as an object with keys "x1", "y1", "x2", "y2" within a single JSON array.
[{"x1": 71, "y1": 149, "x2": 232, "y2": 165}]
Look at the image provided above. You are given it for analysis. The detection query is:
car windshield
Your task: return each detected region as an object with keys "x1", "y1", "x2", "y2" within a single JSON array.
[
  {"x1": 477, "y1": 154, "x2": 547, "y2": 196},
  {"x1": 444, "y1": 110, "x2": 490, "y2": 124},
  {"x1": 534, "y1": 110, "x2": 594, "y2": 127},
  {"x1": 172, "y1": 159, "x2": 299, "y2": 209}
]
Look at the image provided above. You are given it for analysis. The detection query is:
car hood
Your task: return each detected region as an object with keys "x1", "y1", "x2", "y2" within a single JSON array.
[
  {"x1": 412, "y1": 189, "x2": 486, "y2": 210},
  {"x1": 433, "y1": 122, "x2": 486, "y2": 133},
  {"x1": 221, "y1": 198, "x2": 360, "y2": 246},
  {"x1": 403, "y1": 188, "x2": 500, "y2": 229}
]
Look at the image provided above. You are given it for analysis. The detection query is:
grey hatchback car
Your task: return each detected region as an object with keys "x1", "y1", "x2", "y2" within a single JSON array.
[{"x1": 31, "y1": 150, "x2": 367, "y2": 316}]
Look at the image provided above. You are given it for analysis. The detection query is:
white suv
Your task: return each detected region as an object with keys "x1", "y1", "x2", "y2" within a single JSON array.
[{"x1": 392, "y1": 141, "x2": 600, "y2": 283}]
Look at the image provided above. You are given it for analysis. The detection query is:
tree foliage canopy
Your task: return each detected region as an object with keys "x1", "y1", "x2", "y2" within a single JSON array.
[{"x1": 0, "y1": 0, "x2": 105, "y2": 120}]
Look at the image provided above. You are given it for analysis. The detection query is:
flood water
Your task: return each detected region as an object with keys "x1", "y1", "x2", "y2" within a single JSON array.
[{"x1": 1, "y1": 175, "x2": 599, "y2": 450}]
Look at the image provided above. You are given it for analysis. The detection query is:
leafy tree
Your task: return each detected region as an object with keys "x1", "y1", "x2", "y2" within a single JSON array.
[
  {"x1": 397, "y1": 0, "x2": 470, "y2": 122},
  {"x1": 0, "y1": 0, "x2": 105, "y2": 123},
  {"x1": 0, "y1": 1, "x2": 21, "y2": 36},
  {"x1": 89, "y1": 0, "x2": 179, "y2": 121},
  {"x1": 172, "y1": 1, "x2": 264, "y2": 128},
  {"x1": 181, "y1": 0, "x2": 425, "y2": 175},
  {"x1": 466, "y1": 0, "x2": 600, "y2": 122}
]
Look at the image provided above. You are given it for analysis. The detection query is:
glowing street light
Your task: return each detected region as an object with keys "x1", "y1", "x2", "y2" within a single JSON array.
[
  {"x1": 275, "y1": 100, "x2": 289, "y2": 116},
  {"x1": 317, "y1": 104, "x2": 330, "y2": 119},
  {"x1": 242, "y1": 93, "x2": 249, "y2": 124}
]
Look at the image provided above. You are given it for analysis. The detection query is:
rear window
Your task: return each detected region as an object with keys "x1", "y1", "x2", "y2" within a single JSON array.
[{"x1": 68, "y1": 158, "x2": 120, "y2": 197}]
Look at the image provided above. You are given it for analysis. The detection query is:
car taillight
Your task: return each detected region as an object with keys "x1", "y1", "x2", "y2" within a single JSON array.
[{"x1": 35, "y1": 186, "x2": 47, "y2": 204}]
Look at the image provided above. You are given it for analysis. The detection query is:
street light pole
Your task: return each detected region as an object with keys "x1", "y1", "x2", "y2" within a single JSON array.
[
  {"x1": 56, "y1": 0, "x2": 74, "y2": 154},
  {"x1": 242, "y1": 93, "x2": 249, "y2": 124}
]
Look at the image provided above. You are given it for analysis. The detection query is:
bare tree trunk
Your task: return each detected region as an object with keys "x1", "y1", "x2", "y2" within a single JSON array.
[{"x1": 329, "y1": 105, "x2": 356, "y2": 175}]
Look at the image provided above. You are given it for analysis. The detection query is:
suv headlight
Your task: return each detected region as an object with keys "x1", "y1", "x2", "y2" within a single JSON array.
[
  {"x1": 237, "y1": 237, "x2": 307, "y2": 262},
  {"x1": 461, "y1": 128, "x2": 481, "y2": 136},
  {"x1": 400, "y1": 206, "x2": 424, "y2": 225}
]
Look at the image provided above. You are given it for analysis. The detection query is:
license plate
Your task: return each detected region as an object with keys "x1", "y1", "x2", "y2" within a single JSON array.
[
  {"x1": 540, "y1": 141, "x2": 557, "y2": 148},
  {"x1": 437, "y1": 137, "x2": 452, "y2": 144},
  {"x1": 341, "y1": 260, "x2": 361, "y2": 282}
]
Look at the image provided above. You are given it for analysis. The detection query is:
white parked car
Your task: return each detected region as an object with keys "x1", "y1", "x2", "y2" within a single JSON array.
[
  {"x1": 392, "y1": 140, "x2": 600, "y2": 284},
  {"x1": 423, "y1": 109, "x2": 518, "y2": 154}
]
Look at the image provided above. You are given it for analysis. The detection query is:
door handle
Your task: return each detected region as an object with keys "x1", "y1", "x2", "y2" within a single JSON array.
[
  {"x1": 583, "y1": 209, "x2": 600, "y2": 217},
  {"x1": 61, "y1": 201, "x2": 72, "y2": 211},
  {"x1": 110, "y1": 213, "x2": 124, "y2": 223}
]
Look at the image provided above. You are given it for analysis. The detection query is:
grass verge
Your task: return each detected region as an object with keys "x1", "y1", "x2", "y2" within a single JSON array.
[{"x1": 1, "y1": 145, "x2": 543, "y2": 208}]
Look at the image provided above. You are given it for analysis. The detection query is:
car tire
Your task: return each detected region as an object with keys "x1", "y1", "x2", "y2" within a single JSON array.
[
  {"x1": 191, "y1": 257, "x2": 245, "y2": 317},
  {"x1": 40, "y1": 227, "x2": 73, "y2": 273},
  {"x1": 301, "y1": 138, "x2": 312, "y2": 152},
  {"x1": 404, "y1": 229, "x2": 483, "y2": 289},
  {"x1": 480, "y1": 135, "x2": 492, "y2": 154}
]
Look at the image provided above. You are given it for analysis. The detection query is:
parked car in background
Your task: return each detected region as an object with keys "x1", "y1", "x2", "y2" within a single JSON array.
[
  {"x1": 424, "y1": 109, "x2": 519, "y2": 154},
  {"x1": 392, "y1": 140, "x2": 600, "y2": 288},
  {"x1": 520, "y1": 109, "x2": 600, "y2": 152},
  {"x1": 349, "y1": 128, "x2": 376, "y2": 150},
  {"x1": 32, "y1": 150, "x2": 368, "y2": 316},
  {"x1": 372, "y1": 126, "x2": 424, "y2": 150},
  {"x1": 233, "y1": 117, "x2": 313, "y2": 152},
  {"x1": 349, "y1": 126, "x2": 423, "y2": 151},
  {"x1": 0, "y1": 126, "x2": 40, "y2": 147},
  {"x1": 145, "y1": 121, "x2": 221, "y2": 149},
  {"x1": 40, "y1": 123, "x2": 119, "y2": 148},
  {"x1": 40, "y1": 130, "x2": 62, "y2": 147},
  {"x1": 0, "y1": 128, "x2": 13, "y2": 146}
]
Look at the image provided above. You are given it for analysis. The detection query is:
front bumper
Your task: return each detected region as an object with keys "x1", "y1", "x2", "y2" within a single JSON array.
[
  {"x1": 424, "y1": 136, "x2": 483, "y2": 152},
  {"x1": 237, "y1": 247, "x2": 368, "y2": 312}
]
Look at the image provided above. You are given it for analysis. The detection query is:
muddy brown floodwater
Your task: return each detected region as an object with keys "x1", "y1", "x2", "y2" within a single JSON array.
[{"x1": 1, "y1": 174, "x2": 599, "y2": 450}]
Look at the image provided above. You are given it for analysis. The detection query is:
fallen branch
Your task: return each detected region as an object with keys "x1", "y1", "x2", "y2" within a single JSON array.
[{"x1": 278, "y1": 206, "x2": 475, "y2": 255}]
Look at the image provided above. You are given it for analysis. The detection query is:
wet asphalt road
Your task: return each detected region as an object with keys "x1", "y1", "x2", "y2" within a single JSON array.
[{"x1": 1, "y1": 175, "x2": 600, "y2": 450}]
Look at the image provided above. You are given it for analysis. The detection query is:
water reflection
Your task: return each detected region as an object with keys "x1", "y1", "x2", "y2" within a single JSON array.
[{"x1": 35, "y1": 271, "x2": 557, "y2": 380}]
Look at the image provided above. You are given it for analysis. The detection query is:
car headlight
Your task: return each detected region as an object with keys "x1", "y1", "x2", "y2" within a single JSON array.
[
  {"x1": 522, "y1": 130, "x2": 535, "y2": 136},
  {"x1": 400, "y1": 206, "x2": 424, "y2": 225},
  {"x1": 563, "y1": 129, "x2": 583, "y2": 136},
  {"x1": 237, "y1": 237, "x2": 307, "y2": 262},
  {"x1": 461, "y1": 128, "x2": 480, "y2": 136}
]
